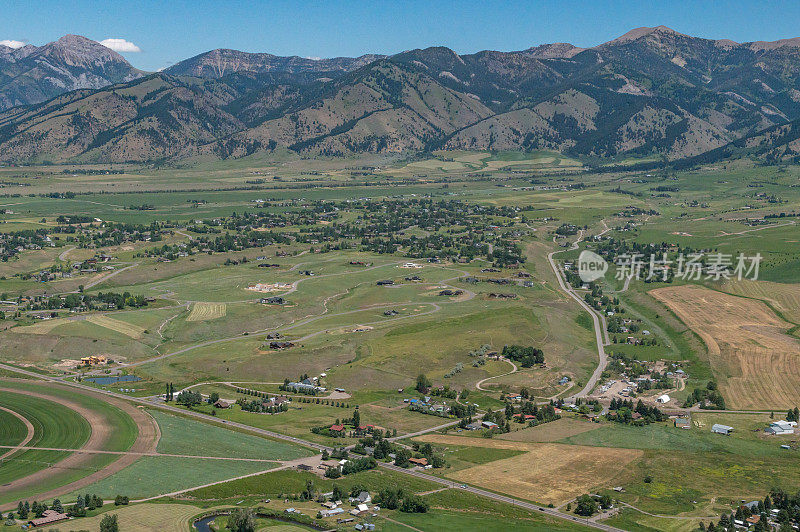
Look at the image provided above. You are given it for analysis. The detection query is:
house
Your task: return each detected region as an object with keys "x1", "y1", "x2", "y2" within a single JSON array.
[
  {"x1": 481, "y1": 421, "x2": 499, "y2": 429},
  {"x1": 674, "y1": 417, "x2": 691, "y2": 429},
  {"x1": 656, "y1": 394, "x2": 670, "y2": 404},
  {"x1": 269, "y1": 341, "x2": 295, "y2": 349},
  {"x1": 409, "y1": 457, "x2": 428, "y2": 467},
  {"x1": 80, "y1": 355, "x2": 107, "y2": 366},
  {"x1": 260, "y1": 296, "x2": 286, "y2": 305},
  {"x1": 28, "y1": 509, "x2": 69, "y2": 527},
  {"x1": 214, "y1": 399, "x2": 232, "y2": 409},
  {"x1": 330, "y1": 424, "x2": 345, "y2": 434},
  {"x1": 353, "y1": 491, "x2": 372, "y2": 504},
  {"x1": 351, "y1": 503, "x2": 370, "y2": 515},
  {"x1": 711, "y1": 424, "x2": 734, "y2": 435},
  {"x1": 765, "y1": 420, "x2": 797, "y2": 435}
]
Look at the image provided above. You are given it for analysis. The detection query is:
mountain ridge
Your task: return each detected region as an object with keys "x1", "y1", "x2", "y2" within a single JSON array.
[{"x1": 4, "y1": 28, "x2": 800, "y2": 164}]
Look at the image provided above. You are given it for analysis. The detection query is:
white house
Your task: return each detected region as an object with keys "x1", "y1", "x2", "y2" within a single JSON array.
[
  {"x1": 765, "y1": 420, "x2": 797, "y2": 435},
  {"x1": 656, "y1": 394, "x2": 670, "y2": 404}
]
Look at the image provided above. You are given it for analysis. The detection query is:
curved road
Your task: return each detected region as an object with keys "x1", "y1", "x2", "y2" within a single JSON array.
[{"x1": 547, "y1": 230, "x2": 610, "y2": 401}]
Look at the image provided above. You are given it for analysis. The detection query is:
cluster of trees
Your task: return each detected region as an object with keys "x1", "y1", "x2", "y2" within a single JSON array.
[
  {"x1": 607, "y1": 399, "x2": 667, "y2": 425},
  {"x1": 27, "y1": 291, "x2": 148, "y2": 312},
  {"x1": 571, "y1": 494, "x2": 613, "y2": 516},
  {"x1": 683, "y1": 381, "x2": 725, "y2": 410},
  {"x1": 374, "y1": 488, "x2": 429, "y2": 513},
  {"x1": 787, "y1": 407, "x2": 799, "y2": 422},
  {"x1": 238, "y1": 399, "x2": 288, "y2": 414},
  {"x1": 501, "y1": 345, "x2": 544, "y2": 367},
  {"x1": 13, "y1": 493, "x2": 106, "y2": 520},
  {"x1": 324, "y1": 456, "x2": 378, "y2": 479},
  {"x1": 175, "y1": 390, "x2": 203, "y2": 407},
  {"x1": 508, "y1": 401, "x2": 561, "y2": 426},
  {"x1": 700, "y1": 489, "x2": 800, "y2": 531}
]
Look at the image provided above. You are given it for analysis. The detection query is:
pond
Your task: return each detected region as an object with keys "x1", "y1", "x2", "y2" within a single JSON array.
[{"x1": 85, "y1": 375, "x2": 141, "y2": 386}]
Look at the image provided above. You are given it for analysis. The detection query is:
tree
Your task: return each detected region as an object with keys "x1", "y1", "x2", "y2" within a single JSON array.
[
  {"x1": 352, "y1": 408, "x2": 361, "y2": 427},
  {"x1": 226, "y1": 508, "x2": 255, "y2": 532},
  {"x1": 574, "y1": 495, "x2": 598, "y2": 516},
  {"x1": 332, "y1": 484, "x2": 344, "y2": 502},
  {"x1": 415, "y1": 374, "x2": 431, "y2": 393},
  {"x1": 51, "y1": 499, "x2": 63, "y2": 513},
  {"x1": 399, "y1": 494, "x2": 429, "y2": 513},
  {"x1": 100, "y1": 514, "x2": 119, "y2": 532},
  {"x1": 209, "y1": 392, "x2": 220, "y2": 404},
  {"x1": 394, "y1": 448, "x2": 411, "y2": 467}
]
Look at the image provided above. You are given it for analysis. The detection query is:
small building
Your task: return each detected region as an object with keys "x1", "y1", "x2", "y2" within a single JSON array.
[
  {"x1": 28, "y1": 510, "x2": 69, "y2": 528},
  {"x1": 214, "y1": 399, "x2": 232, "y2": 409},
  {"x1": 674, "y1": 417, "x2": 690, "y2": 429},
  {"x1": 321, "y1": 508, "x2": 344, "y2": 517},
  {"x1": 481, "y1": 421, "x2": 499, "y2": 430},
  {"x1": 376, "y1": 280, "x2": 394, "y2": 286},
  {"x1": 765, "y1": 420, "x2": 797, "y2": 435},
  {"x1": 409, "y1": 457, "x2": 428, "y2": 467},
  {"x1": 711, "y1": 424, "x2": 733, "y2": 435},
  {"x1": 353, "y1": 491, "x2": 371, "y2": 504},
  {"x1": 330, "y1": 424, "x2": 345, "y2": 434},
  {"x1": 656, "y1": 394, "x2": 670, "y2": 404},
  {"x1": 351, "y1": 503, "x2": 370, "y2": 515}
]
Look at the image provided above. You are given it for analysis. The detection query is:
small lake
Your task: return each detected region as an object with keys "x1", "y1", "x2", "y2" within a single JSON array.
[{"x1": 85, "y1": 375, "x2": 141, "y2": 386}]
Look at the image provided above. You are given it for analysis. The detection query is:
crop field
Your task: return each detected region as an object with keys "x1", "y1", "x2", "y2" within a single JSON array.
[
  {"x1": 187, "y1": 302, "x2": 228, "y2": 321},
  {"x1": 651, "y1": 284, "x2": 800, "y2": 409},
  {"x1": 722, "y1": 279, "x2": 800, "y2": 324},
  {"x1": 64, "y1": 455, "x2": 278, "y2": 500},
  {"x1": 496, "y1": 418, "x2": 601, "y2": 442},
  {"x1": 0, "y1": 380, "x2": 144, "y2": 507},
  {"x1": 0, "y1": 390, "x2": 91, "y2": 486},
  {"x1": 148, "y1": 409, "x2": 313, "y2": 460},
  {"x1": 87, "y1": 314, "x2": 147, "y2": 338},
  {"x1": 415, "y1": 434, "x2": 642, "y2": 506},
  {"x1": 68, "y1": 503, "x2": 208, "y2": 532}
]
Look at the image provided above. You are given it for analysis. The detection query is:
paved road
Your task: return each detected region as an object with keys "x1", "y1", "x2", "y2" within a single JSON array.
[
  {"x1": 0, "y1": 363, "x2": 619, "y2": 531},
  {"x1": 547, "y1": 231, "x2": 609, "y2": 401}
]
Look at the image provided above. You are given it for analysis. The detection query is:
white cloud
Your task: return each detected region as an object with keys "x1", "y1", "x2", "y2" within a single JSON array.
[
  {"x1": 99, "y1": 38, "x2": 141, "y2": 53},
  {"x1": 0, "y1": 39, "x2": 26, "y2": 49},
  {"x1": 304, "y1": 56, "x2": 321, "y2": 61}
]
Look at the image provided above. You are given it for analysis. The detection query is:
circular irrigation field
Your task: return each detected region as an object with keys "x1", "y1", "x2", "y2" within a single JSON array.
[{"x1": 0, "y1": 380, "x2": 157, "y2": 509}]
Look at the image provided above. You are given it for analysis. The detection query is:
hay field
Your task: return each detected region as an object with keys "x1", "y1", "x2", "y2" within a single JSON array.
[
  {"x1": 415, "y1": 434, "x2": 641, "y2": 505},
  {"x1": 70, "y1": 503, "x2": 205, "y2": 532},
  {"x1": 722, "y1": 279, "x2": 800, "y2": 324},
  {"x1": 12, "y1": 317, "x2": 70, "y2": 334},
  {"x1": 187, "y1": 302, "x2": 227, "y2": 322},
  {"x1": 86, "y1": 315, "x2": 146, "y2": 338},
  {"x1": 496, "y1": 418, "x2": 600, "y2": 443},
  {"x1": 651, "y1": 284, "x2": 800, "y2": 410}
]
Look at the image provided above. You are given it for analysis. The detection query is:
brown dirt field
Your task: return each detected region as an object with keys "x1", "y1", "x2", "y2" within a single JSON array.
[
  {"x1": 0, "y1": 382, "x2": 158, "y2": 511},
  {"x1": 496, "y1": 418, "x2": 600, "y2": 443},
  {"x1": 414, "y1": 434, "x2": 641, "y2": 505},
  {"x1": 651, "y1": 284, "x2": 800, "y2": 410}
]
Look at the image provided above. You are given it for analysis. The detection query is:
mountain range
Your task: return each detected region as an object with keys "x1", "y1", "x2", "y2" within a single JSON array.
[{"x1": 3, "y1": 26, "x2": 800, "y2": 164}]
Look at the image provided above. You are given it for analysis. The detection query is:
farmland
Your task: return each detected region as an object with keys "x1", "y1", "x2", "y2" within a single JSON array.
[
  {"x1": 651, "y1": 284, "x2": 800, "y2": 410},
  {"x1": 415, "y1": 434, "x2": 642, "y2": 506},
  {"x1": 0, "y1": 152, "x2": 798, "y2": 530}
]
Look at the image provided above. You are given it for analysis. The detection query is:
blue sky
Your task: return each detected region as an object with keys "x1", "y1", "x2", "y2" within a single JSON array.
[{"x1": 4, "y1": 0, "x2": 800, "y2": 71}]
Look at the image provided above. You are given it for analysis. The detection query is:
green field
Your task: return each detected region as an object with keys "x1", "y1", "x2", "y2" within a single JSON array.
[{"x1": 149, "y1": 409, "x2": 313, "y2": 460}]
